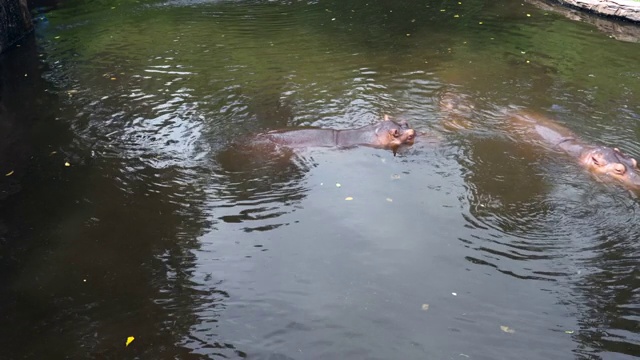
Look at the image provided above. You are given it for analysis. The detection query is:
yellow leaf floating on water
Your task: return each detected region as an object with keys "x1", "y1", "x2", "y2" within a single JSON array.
[
  {"x1": 345, "y1": 197, "x2": 353, "y2": 201},
  {"x1": 565, "y1": 330, "x2": 574, "y2": 334},
  {"x1": 5, "y1": 170, "x2": 14, "y2": 177},
  {"x1": 126, "y1": 336, "x2": 135, "y2": 347},
  {"x1": 64, "y1": 162, "x2": 71, "y2": 167},
  {"x1": 500, "y1": 325, "x2": 515, "y2": 333},
  {"x1": 421, "y1": 304, "x2": 429, "y2": 311}
]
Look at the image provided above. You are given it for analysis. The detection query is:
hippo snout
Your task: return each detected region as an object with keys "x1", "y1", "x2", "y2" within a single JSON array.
[
  {"x1": 403, "y1": 129, "x2": 416, "y2": 144},
  {"x1": 624, "y1": 170, "x2": 640, "y2": 189}
]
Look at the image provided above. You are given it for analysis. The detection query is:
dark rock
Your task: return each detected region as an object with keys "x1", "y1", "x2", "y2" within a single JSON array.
[{"x1": 0, "y1": 0, "x2": 33, "y2": 54}]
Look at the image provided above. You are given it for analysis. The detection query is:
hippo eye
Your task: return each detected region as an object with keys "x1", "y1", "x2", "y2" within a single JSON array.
[
  {"x1": 613, "y1": 164, "x2": 626, "y2": 175},
  {"x1": 391, "y1": 129, "x2": 400, "y2": 137},
  {"x1": 591, "y1": 156, "x2": 601, "y2": 166}
]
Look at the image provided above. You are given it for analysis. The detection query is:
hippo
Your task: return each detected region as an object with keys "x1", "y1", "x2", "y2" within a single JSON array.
[
  {"x1": 439, "y1": 92, "x2": 640, "y2": 190},
  {"x1": 507, "y1": 111, "x2": 640, "y2": 189},
  {"x1": 254, "y1": 116, "x2": 416, "y2": 155}
]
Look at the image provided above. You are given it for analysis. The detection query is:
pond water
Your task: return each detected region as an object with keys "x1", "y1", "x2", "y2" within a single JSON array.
[{"x1": 1, "y1": 0, "x2": 640, "y2": 358}]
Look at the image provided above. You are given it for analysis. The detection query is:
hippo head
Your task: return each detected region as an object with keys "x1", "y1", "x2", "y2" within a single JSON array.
[
  {"x1": 439, "y1": 91, "x2": 475, "y2": 117},
  {"x1": 376, "y1": 116, "x2": 416, "y2": 154},
  {"x1": 437, "y1": 91, "x2": 477, "y2": 131},
  {"x1": 580, "y1": 146, "x2": 640, "y2": 189}
]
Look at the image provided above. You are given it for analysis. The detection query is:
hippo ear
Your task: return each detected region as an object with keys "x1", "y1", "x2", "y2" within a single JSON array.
[
  {"x1": 612, "y1": 163, "x2": 627, "y2": 175},
  {"x1": 384, "y1": 114, "x2": 390, "y2": 121}
]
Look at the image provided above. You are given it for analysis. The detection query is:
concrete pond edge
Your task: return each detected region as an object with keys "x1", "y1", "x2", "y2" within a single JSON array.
[{"x1": 551, "y1": 0, "x2": 640, "y2": 22}]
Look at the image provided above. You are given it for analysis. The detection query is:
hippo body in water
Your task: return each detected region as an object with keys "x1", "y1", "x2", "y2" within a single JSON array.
[
  {"x1": 254, "y1": 116, "x2": 416, "y2": 155},
  {"x1": 439, "y1": 92, "x2": 640, "y2": 190},
  {"x1": 507, "y1": 111, "x2": 640, "y2": 189}
]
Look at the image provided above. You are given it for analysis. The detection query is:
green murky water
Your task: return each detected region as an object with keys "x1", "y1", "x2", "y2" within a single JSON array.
[{"x1": 1, "y1": 0, "x2": 640, "y2": 358}]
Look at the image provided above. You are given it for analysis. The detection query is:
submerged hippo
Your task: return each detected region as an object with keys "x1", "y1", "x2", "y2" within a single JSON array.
[
  {"x1": 254, "y1": 116, "x2": 416, "y2": 155},
  {"x1": 439, "y1": 92, "x2": 640, "y2": 190},
  {"x1": 507, "y1": 111, "x2": 640, "y2": 189}
]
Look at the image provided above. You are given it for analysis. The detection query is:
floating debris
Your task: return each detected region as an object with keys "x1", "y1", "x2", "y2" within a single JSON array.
[{"x1": 500, "y1": 325, "x2": 515, "y2": 333}]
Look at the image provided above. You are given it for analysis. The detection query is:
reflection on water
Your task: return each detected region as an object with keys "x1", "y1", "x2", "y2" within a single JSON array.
[
  {"x1": 212, "y1": 144, "x2": 313, "y2": 232},
  {"x1": 1, "y1": 0, "x2": 640, "y2": 358}
]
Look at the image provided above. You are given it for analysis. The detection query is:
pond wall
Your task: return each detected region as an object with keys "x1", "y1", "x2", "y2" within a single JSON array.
[{"x1": 553, "y1": 0, "x2": 640, "y2": 22}]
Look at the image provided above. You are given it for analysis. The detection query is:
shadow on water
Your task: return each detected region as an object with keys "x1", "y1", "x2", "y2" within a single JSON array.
[
  {"x1": 0, "y1": 34, "x2": 72, "y2": 269},
  {"x1": 212, "y1": 142, "x2": 313, "y2": 233},
  {"x1": 0, "y1": 36, "x2": 240, "y2": 359}
]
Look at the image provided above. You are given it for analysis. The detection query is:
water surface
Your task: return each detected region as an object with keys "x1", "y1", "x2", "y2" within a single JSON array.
[{"x1": 1, "y1": 0, "x2": 640, "y2": 358}]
